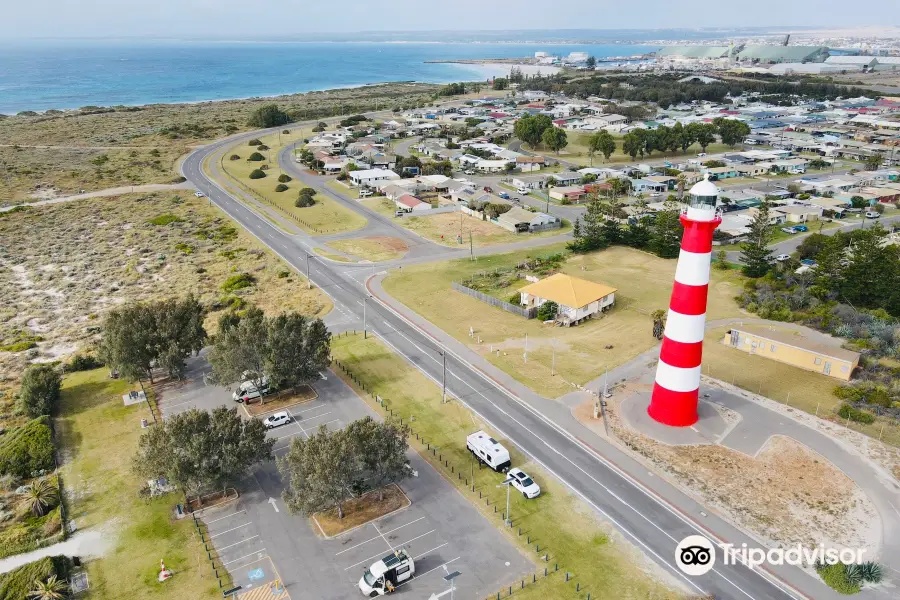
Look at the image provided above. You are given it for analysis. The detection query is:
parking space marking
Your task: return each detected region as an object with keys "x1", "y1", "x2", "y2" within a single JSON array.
[
  {"x1": 412, "y1": 543, "x2": 447, "y2": 560},
  {"x1": 211, "y1": 523, "x2": 253, "y2": 539},
  {"x1": 223, "y1": 549, "x2": 268, "y2": 567},
  {"x1": 342, "y1": 529, "x2": 437, "y2": 570},
  {"x1": 272, "y1": 419, "x2": 341, "y2": 446},
  {"x1": 372, "y1": 523, "x2": 393, "y2": 551},
  {"x1": 218, "y1": 535, "x2": 260, "y2": 552},
  {"x1": 205, "y1": 510, "x2": 246, "y2": 525},
  {"x1": 397, "y1": 557, "x2": 460, "y2": 589},
  {"x1": 334, "y1": 517, "x2": 426, "y2": 556}
]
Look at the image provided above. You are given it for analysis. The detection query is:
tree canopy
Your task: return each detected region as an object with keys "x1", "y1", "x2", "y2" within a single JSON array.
[
  {"x1": 18, "y1": 365, "x2": 61, "y2": 419},
  {"x1": 739, "y1": 201, "x2": 775, "y2": 277},
  {"x1": 513, "y1": 114, "x2": 553, "y2": 148},
  {"x1": 541, "y1": 126, "x2": 568, "y2": 154},
  {"x1": 247, "y1": 104, "x2": 290, "y2": 128}
]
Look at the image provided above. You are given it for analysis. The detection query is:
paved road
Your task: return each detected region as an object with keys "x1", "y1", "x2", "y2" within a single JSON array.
[{"x1": 183, "y1": 131, "x2": 819, "y2": 600}]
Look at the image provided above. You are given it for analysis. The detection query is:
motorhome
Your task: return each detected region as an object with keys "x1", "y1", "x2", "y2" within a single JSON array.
[
  {"x1": 231, "y1": 376, "x2": 270, "y2": 403},
  {"x1": 466, "y1": 430, "x2": 511, "y2": 472},
  {"x1": 358, "y1": 549, "x2": 415, "y2": 596}
]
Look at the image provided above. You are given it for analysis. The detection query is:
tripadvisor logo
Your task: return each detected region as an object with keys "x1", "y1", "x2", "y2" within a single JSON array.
[{"x1": 675, "y1": 535, "x2": 716, "y2": 576}]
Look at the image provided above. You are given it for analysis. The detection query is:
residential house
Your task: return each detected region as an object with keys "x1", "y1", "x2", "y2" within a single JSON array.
[
  {"x1": 722, "y1": 326, "x2": 859, "y2": 381},
  {"x1": 774, "y1": 205, "x2": 823, "y2": 223},
  {"x1": 512, "y1": 175, "x2": 549, "y2": 190},
  {"x1": 519, "y1": 273, "x2": 617, "y2": 326},
  {"x1": 394, "y1": 194, "x2": 430, "y2": 213},
  {"x1": 495, "y1": 207, "x2": 561, "y2": 233},
  {"x1": 516, "y1": 156, "x2": 546, "y2": 172},
  {"x1": 745, "y1": 206, "x2": 787, "y2": 225},
  {"x1": 349, "y1": 168, "x2": 401, "y2": 187},
  {"x1": 630, "y1": 178, "x2": 668, "y2": 195},
  {"x1": 645, "y1": 175, "x2": 678, "y2": 190},
  {"x1": 550, "y1": 172, "x2": 583, "y2": 186},
  {"x1": 734, "y1": 163, "x2": 770, "y2": 177},
  {"x1": 549, "y1": 185, "x2": 588, "y2": 203},
  {"x1": 705, "y1": 166, "x2": 738, "y2": 180}
]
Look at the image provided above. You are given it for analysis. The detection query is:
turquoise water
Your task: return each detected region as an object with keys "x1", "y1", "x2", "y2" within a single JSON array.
[{"x1": 0, "y1": 40, "x2": 657, "y2": 114}]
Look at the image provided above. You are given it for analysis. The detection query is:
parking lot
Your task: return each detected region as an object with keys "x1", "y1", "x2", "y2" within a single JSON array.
[{"x1": 171, "y1": 356, "x2": 533, "y2": 599}]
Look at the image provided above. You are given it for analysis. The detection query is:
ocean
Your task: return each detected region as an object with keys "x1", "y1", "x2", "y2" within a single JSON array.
[{"x1": 0, "y1": 40, "x2": 657, "y2": 114}]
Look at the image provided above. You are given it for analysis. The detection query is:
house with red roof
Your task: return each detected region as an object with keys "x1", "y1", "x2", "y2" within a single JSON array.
[{"x1": 394, "y1": 193, "x2": 431, "y2": 213}]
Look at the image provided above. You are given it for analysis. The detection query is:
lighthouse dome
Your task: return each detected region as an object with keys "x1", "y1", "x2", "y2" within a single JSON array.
[{"x1": 689, "y1": 176, "x2": 719, "y2": 198}]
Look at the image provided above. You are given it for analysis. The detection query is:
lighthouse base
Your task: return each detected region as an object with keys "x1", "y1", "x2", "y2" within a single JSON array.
[{"x1": 647, "y1": 384, "x2": 699, "y2": 427}]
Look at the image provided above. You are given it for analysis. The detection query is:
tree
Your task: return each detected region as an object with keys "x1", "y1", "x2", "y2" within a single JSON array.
[
  {"x1": 691, "y1": 123, "x2": 718, "y2": 152},
  {"x1": 18, "y1": 365, "x2": 61, "y2": 419},
  {"x1": 622, "y1": 130, "x2": 647, "y2": 159},
  {"x1": 247, "y1": 104, "x2": 290, "y2": 128},
  {"x1": 715, "y1": 249, "x2": 729, "y2": 270},
  {"x1": 587, "y1": 130, "x2": 616, "y2": 165},
  {"x1": 266, "y1": 314, "x2": 331, "y2": 392},
  {"x1": 839, "y1": 225, "x2": 899, "y2": 313},
  {"x1": 347, "y1": 417, "x2": 411, "y2": 501},
  {"x1": 133, "y1": 406, "x2": 273, "y2": 496},
  {"x1": 279, "y1": 425, "x2": 362, "y2": 519},
  {"x1": 296, "y1": 187, "x2": 316, "y2": 207},
  {"x1": 541, "y1": 126, "x2": 568, "y2": 154},
  {"x1": 649, "y1": 202, "x2": 683, "y2": 258},
  {"x1": 739, "y1": 201, "x2": 775, "y2": 277},
  {"x1": 536, "y1": 301, "x2": 559, "y2": 321},
  {"x1": 27, "y1": 575, "x2": 68, "y2": 600},
  {"x1": 716, "y1": 119, "x2": 751, "y2": 148},
  {"x1": 151, "y1": 296, "x2": 207, "y2": 381},
  {"x1": 493, "y1": 78, "x2": 509, "y2": 91},
  {"x1": 651, "y1": 309, "x2": 667, "y2": 340},
  {"x1": 209, "y1": 308, "x2": 270, "y2": 403},
  {"x1": 17, "y1": 478, "x2": 57, "y2": 517},
  {"x1": 248, "y1": 169, "x2": 266, "y2": 179},
  {"x1": 586, "y1": 56, "x2": 597, "y2": 69},
  {"x1": 864, "y1": 155, "x2": 883, "y2": 171},
  {"x1": 513, "y1": 114, "x2": 552, "y2": 148},
  {"x1": 568, "y1": 194, "x2": 609, "y2": 252}
]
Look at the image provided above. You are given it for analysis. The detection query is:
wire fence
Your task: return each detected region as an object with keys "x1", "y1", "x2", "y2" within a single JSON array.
[{"x1": 331, "y1": 355, "x2": 590, "y2": 599}]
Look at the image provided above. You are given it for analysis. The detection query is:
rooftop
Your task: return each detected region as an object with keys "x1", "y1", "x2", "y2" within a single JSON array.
[
  {"x1": 730, "y1": 325, "x2": 861, "y2": 364},
  {"x1": 519, "y1": 273, "x2": 617, "y2": 309}
]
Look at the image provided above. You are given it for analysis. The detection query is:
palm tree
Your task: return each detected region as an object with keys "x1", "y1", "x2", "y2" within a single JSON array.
[
  {"x1": 18, "y1": 478, "x2": 57, "y2": 517},
  {"x1": 676, "y1": 174, "x2": 687, "y2": 202},
  {"x1": 651, "y1": 309, "x2": 667, "y2": 340},
  {"x1": 28, "y1": 575, "x2": 68, "y2": 600}
]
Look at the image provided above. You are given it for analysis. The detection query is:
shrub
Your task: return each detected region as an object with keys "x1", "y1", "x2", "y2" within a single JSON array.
[
  {"x1": 65, "y1": 353, "x2": 103, "y2": 372},
  {"x1": 247, "y1": 152, "x2": 265, "y2": 162},
  {"x1": 275, "y1": 184, "x2": 289, "y2": 192},
  {"x1": 18, "y1": 365, "x2": 61, "y2": 418},
  {"x1": 815, "y1": 562, "x2": 861, "y2": 594},
  {"x1": 0, "y1": 340, "x2": 37, "y2": 352},
  {"x1": 282, "y1": 129, "x2": 290, "y2": 134},
  {"x1": 247, "y1": 104, "x2": 290, "y2": 128},
  {"x1": 257, "y1": 144, "x2": 270, "y2": 151},
  {"x1": 174, "y1": 242, "x2": 194, "y2": 255},
  {"x1": 260, "y1": 164, "x2": 270, "y2": 170},
  {"x1": 0, "y1": 417, "x2": 55, "y2": 478},
  {"x1": 837, "y1": 403, "x2": 875, "y2": 424},
  {"x1": 296, "y1": 188, "x2": 316, "y2": 207},
  {"x1": 277, "y1": 174, "x2": 292, "y2": 183},
  {"x1": 0, "y1": 555, "x2": 72, "y2": 600},
  {"x1": 537, "y1": 301, "x2": 559, "y2": 321},
  {"x1": 221, "y1": 273, "x2": 256, "y2": 293},
  {"x1": 248, "y1": 138, "x2": 262, "y2": 146},
  {"x1": 229, "y1": 154, "x2": 241, "y2": 161},
  {"x1": 147, "y1": 213, "x2": 184, "y2": 226},
  {"x1": 248, "y1": 169, "x2": 266, "y2": 180},
  {"x1": 277, "y1": 270, "x2": 291, "y2": 278}
]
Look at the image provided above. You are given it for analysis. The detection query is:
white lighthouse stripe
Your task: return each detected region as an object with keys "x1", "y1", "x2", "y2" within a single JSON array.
[
  {"x1": 663, "y1": 310, "x2": 707, "y2": 344},
  {"x1": 654, "y1": 362, "x2": 702, "y2": 392},
  {"x1": 686, "y1": 205, "x2": 718, "y2": 222},
  {"x1": 673, "y1": 249, "x2": 712, "y2": 287}
]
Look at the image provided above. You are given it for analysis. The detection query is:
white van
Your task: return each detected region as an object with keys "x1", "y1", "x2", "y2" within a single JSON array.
[
  {"x1": 516, "y1": 186, "x2": 529, "y2": 195},
  {"x1": 466, "y1": 430, "x2": 511, "y2": 472},
  {"x1": 231, "y1": 377, "x2": 270, "y2": 403},
  {"x1": 358, "y1": 549, "x2": 415, "y2": 596}
]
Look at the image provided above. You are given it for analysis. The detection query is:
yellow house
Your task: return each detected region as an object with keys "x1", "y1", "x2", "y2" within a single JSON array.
[
  {"x1": 519, "y1": 273, "x2": 617, "y2": 326},
  {"x1": 722, "y1": 326, "x2": 860, "y2": 381}
]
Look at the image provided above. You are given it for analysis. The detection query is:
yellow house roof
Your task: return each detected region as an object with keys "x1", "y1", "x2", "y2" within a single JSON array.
[{"x1": 519, "y1": 273, "x2": 617, "y2": 308}]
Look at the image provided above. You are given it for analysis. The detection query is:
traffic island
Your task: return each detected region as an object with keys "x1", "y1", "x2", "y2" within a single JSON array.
[
  {"x1": 241, "y1": 386, "x2": 318, "y2": 417},
  {"x1": 311, "y1": 483, "x2": 410, "y2": 539}
]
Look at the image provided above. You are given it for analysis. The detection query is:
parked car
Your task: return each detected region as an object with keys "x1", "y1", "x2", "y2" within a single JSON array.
[
  {"x1": 194, "y1": 191, "x2": 204, "y2": 198},
  {"x1": 394, "y1": 210, "x2": 405, "y2": 218},
  {"x1": 232, "y1": 377, "x2": 270, "y2": 403},
  {"x1": 793, "y1": 224, "x2": 808, "y2": 232},
  {"x1": 780, "y1": 227, "x2": 799, "y2": 234},
  {"x1": 498, "y1": 191, "x2": 510, "y2": 200},
  {"x1": 483, "y1": 186, "x2": 493, "y2": 193},
  {"x1": 800, "y1": 259, "x2": 817, "y2": 267},
  {"x1": 464, "y1": 169, "x2": 475, "y2": 175},
  {"x1": 516, "y1": 186, "x2": 529, "y2": 195},
  {"x1": 263, "y1": 411, "x2": 292, "y2": 430},
  {"x1": 507, "y1": 468, "x2": 541, "y2": 499},
  {"x1": 359, "y1": 189, "x2": 373, "y2": 198},
  {"x1": 865, "y1": 211, "x2": 881, "y2": 219},
  {"x1": 775, "y1": 254, "x2": 791, "y2": 262}
]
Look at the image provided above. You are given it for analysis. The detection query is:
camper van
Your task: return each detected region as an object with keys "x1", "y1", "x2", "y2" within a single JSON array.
[
  {"x1": 231, "y1": 376, "x2": 270, "y2": 403},
  {"x1": 466, "y1": 430, "x2": 511, "y2": 472},
  {"x1": 358, "y1": 549, "x2": 415, "y2": 596}
]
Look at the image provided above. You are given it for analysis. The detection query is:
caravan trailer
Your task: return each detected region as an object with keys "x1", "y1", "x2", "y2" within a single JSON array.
[{"x1": 466, "y1": 430, "x2": 511, "y2": 472}]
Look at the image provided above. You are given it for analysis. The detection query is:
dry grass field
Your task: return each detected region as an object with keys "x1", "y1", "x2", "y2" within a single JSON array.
[
  {"x1": 382, "y1": 245, "x2": 744, "y2": 398},
  {"x1": 326, "y1": 236, "x2": 409, "y2": 261},
  {"x1": 0, "y1": 192, "x2": 331, "y2": 389}
]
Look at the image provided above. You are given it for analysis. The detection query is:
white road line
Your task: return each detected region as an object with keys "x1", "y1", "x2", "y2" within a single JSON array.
[
  {"x1": 210, "y1": 523, "x2": 252, "y2": 539},
  {"x1": 334, "y1": 517, "x2": 426, "y2": 556},
  {"x1": 398, "y1": 557, "x2": 459, "y2": 588},
  {"x1": 342, "y1": 530, "x2": 437, "y2": 570},
  {"x1": 203, "y1": 510, "x2": 246, "y2": 525},
  {"x1": 372, "y1": 523, "x2": 393, "y2": 551},
  {"x1": 216, "y1": 535, "x2": 259, "y2": 552},
  {"x1": 222, "y1": 549, "x2": 268, "y2": 567},
  {"x1": 412, "y1": 542, "x2": 447, "y2": 560}
]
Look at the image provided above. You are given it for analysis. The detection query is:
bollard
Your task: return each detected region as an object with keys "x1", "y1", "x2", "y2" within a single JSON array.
[
  {"x1": 544, "y1": 554, "x2": 548, "y2": 562},
  {"x1": 479, "y1": 491, "x2": 482, "y2": 499},
  {"x1": 494, "y1": 505, "x2": 497, "y2": 513},
  {"x1": 544, "y1": 567, "x2": 547, "y2": 577},
  {"x1": 458, "y1": 472, "x2": 461, "y2": 480},
  {"x1": 508, "y1": 586, "x2": 511, "y2": 596},
  {"x1": 565, "y1": 572, "x2": 569, "y2": 582},
  {"x1": 535, "y1": 544, "x2": 539, "y2": 552},
  {"x1": 518, "y1": 527, "x2": 521, "y2": 536},
  {"x1": 533, "y1": 574, "x2": 536, "y2": 583},
  {"x1": 521, "y1": 579, "x2": 524, "y2": 589},
  {"x1": 555, "y1": 563, "x2": 558, "y2": 572},
  {"x1": 587, "y1": 594, "x2": 591, "y2": 600},
  {"x1": 577, "y1": 583, "x2": 580, "y2": 592},
  {"x1": 527, "y1": 535, "x2": 530, "y2": 544},
  {"x1": 451, "y1": 465, "x2": 454, "y2": 473}
]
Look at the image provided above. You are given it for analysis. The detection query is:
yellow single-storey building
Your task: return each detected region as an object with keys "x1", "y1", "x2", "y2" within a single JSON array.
[
  {"x1": 519, "y1": 273, "x2": 616, "y2": 326},
  {"x1": 722, "y1": 326, "x2": 860, "y2": 381}
]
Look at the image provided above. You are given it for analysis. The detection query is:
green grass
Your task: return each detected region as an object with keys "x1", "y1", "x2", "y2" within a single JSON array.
[
  {"x1": 331, "y1": 334, "x2": 687, "y2": 600},
  {"x1": 146, "y1": 214, "x2": 184, "y2": 226},
  {"x1": 703, "y1": 327, "x2": 900, "y2": 450},
  {"x1": 382, "y1": 245, "x2": 744, "y2": 398},
  {"x1": 56, "y1": 369, "x2": 221, "y2": 600},
  {"x1": 218, "y1": 132, "x2": 367, "y2": 235}
]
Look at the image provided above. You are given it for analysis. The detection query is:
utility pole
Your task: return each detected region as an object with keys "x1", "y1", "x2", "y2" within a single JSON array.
[
  {"x1": 363, "y1": 295, "x2": 368, "y2": 339},
  {"x1": 469, "y1": 230, "x2": 474, "y2": 261},
  {"x1": 441, "y1": 350, "x2": 447, "y2": 403}
]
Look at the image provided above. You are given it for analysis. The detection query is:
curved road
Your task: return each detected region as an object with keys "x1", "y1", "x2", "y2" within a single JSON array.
[{"x1": 181, "y1": 124, "x2": 838, "y2": 600}]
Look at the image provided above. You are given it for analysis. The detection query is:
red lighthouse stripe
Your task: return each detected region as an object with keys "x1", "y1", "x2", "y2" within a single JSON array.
[
  {"x1": 669, "y1": 282, "x2": 709, "y2": 316},
  {"x1": 659, "y1": 337, "x2": 704, "y2": 368},
  {"x1": 647, "y1": 383, "x2": 700, "y2": 427},
  {"x1": 679, "y1": 220, "x2": 719, "y2": 254}
]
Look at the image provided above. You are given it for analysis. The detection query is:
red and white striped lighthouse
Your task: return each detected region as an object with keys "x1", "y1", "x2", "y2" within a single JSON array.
[{"x1": 647, "y1": 177, "x2": 722, "y2": 427}]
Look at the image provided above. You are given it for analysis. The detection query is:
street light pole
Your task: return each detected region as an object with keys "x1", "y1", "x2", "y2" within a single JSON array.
[
  {"x1": 363, "y1": 295, "x2": 368, "y2": 339},
  {"x1": 441, "y1": 350, "x2": 447, "y2": 403}
]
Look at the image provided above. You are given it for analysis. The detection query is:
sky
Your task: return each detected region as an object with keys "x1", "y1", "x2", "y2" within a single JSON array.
[{"x1": 1, "y1": 0, "x2": 898, "y2": 39}]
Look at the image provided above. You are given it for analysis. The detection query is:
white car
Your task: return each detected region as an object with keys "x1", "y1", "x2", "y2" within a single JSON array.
[
  {"x1": 194, "y1": 191, "x2": 204, "y2": 198},
  {"x1": 516, "y1": 186, "x2": 529, "y2": 195},
  {"x1": 864, "y1": 211, "x2": 881, "y2": 219},
  {"x1": 359, "y1": 189, "x2": 373, "y2": 198},
  {"x1": 775, "y1": 254, "x2": 791, "y2": 262},
  {"x1": 263, "y1": 411, "x2": 292, "y2": 430},
  {"x1": 464, "y1": 169, "x2": 475, "y2": 175},
  {"x1": 507, "y1": 468, "x2": 541, "y2": 499}
]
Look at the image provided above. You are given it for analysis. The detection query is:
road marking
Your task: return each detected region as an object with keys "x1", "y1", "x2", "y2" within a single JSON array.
[
  {"x1": 204, "y1": 510, "x2": 246, "y2": 525},
  {"x1": 399, "y1": 557, "x2": 459, "y2": 587},
  {"x1": 334, "y1": 517, "x2": 426, "y2": 555},
  {"x1": 412, "y1": 542, "x2": 447, "y2": 560},
  {"x1": 268, "y1": 497, "x2": 280, "y2": 513},
  {"x1": 210, "y1": 523, "x2": 253, "y2": 539},
  {"x1": 342, "y1": 529, "x2": 437, "y2": 570},
  {"x1": 222, "y1": 549, "x2": 268, "y2": 567},
  {"x1": 216, "y1": 535, "x2": 259, "y2": 552},
  {"x1": 372, "y1": 523, "x2": 393, "y2": 551}
]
